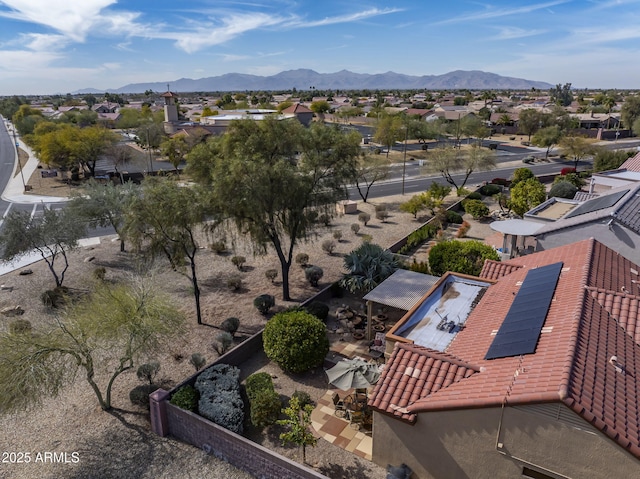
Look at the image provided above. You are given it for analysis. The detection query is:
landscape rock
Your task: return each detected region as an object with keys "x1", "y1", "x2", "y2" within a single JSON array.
[
  {"x1": 84, "y1": 256, "x2": 95, "y2": 262},
  {"x1": 19, "y1": 269, "x2": 33, "y2": 275},
  {"x1": 1, "y1": 305, "x2": 24, "y2": 316}
]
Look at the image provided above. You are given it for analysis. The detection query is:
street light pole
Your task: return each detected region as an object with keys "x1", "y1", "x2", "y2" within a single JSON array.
[{"x1": 402, "y1": 125, "x2": 408, "y2": 195}]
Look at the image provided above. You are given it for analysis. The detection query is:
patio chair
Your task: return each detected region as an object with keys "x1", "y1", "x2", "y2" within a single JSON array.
[
  {"x1": 369, "y1": 332, "x2": 386, "y2": 355},
  {"x1": 347, "y1": 409, "x2": 365, "y2": 429},
  {"x1": 332, "y1": 392, "x2": 347, "y2": 418}
]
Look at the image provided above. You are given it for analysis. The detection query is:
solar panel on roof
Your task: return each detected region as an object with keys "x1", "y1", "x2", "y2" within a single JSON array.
[
  {"x1": 564, "y1": 189, "x2": 628, "y2": 219},
  {"x1": 485, "y1": 262, "x2": 563, "y2": 360}
]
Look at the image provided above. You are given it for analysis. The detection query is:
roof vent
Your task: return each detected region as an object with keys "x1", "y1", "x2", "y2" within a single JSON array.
[{"x1": 609, "y1": 356, "x2": 625, "y2": 375}]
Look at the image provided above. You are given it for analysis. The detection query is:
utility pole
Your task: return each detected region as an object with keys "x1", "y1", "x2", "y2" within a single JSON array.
[{"x1": 402, "y1": 125, "x2": 408, "y2": 195}]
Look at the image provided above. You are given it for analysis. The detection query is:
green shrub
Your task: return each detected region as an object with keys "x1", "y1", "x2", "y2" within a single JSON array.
[
  {"x1": 245, "y1": 372, "x2": 274, "y2": 400},
  {"x1": 397, "y1": 222, "x2": 439, "y2": 254},
  {"x1": 170, "y1": 385, "x2": 199, "y2": 412},
  {"x1": 445, "y1": 210, "x2": 463, "y2": 224},
  {"x1": 231, "y1": 256, "x2": 246, "y2": 271},
  {"x1": 209, "y1": 241, "x2": 226, "y2": 254},
  {"x1": 305, "y1": 266, "x2": 324, "y2": 287},
  {"x1": 375, "y1": 209, "x2": 389, "y2": 222},
  {"x1": 479, "y1": 184, "x2": 501, "y2": 196},
  {"x1": 212, "y1": 332, "x2": 234, "y2": 355},
  {"x1": 361, "y1": 234, "x2": 373, "y2": 243},
  {"x1": 265, "y1": 269, "x2": 278, "y2": 283},
  {"x1": 429, "y1": 182, "x2": 452, "y2": 200},
  {"x1": 40, "y1": 286, "x2": 69, "y2": 308},
  {"x1": 303, "y1": 301, "x2": 330, "y2": 322},
  {"x1": 463, "y1": 199, "x2": 490, "y2": 219},
  {"x1": 292, "y1": 390, "x2": 313, "y2": 408},
  {"x1": 358, "y1": 212, "x2": 371, "y2": 226},
  {"x1": 92, "y1": 266, "x2": 106, "y2": 281},
  {"x1": 129, "y1": 384, "x2": 157, "y2": 409},
  {"x1": 466, "y1": 191, "x2": 482, "y2": 200},
  {"x1": 511, "y1": 167, "x2": 535, "y2": 186},
  {"x1": 227, "y1": 274, "x2": 242, "y2": 291},
  {"x1": 428, "y1": 240, "x2": 500, "y2": 276},
  {"x1": 295, "y1": 253, "x2": 309, "y2": 267},
  {"x1": 9, "y1": 319, "x2": 32, "y2": 335},
  {"x1": 549, "y1": 181, "x2": 578, "y2": 199},
  {"x1": 220, "y1": 317, "x2": 240, "y2": 336},
  {"x1": 189, "y1": 353, "x2": 207, "y2": 371},
  {"x1": 374, "y1": 203, "x2": 387, "y2": 212},
  {"x1": 250, "y1": 390, "x2": 282, "y2": 427},
  {"x1": 253, "y1": 294, "x2": 275, "y2": 315},
  {"x1": 195, "y1": 364, "x2": 244, "y2": 434},
  {"x1": 137, "y1": 361, "x2": 160, "y2": 385},
  {"x1": 350, "y1": 223, "x2": 360, "y2": 235},
  {"x1": 409, "y1": 260, "x2": 430, "y2": 274},
  {"x1": 332, "y1": 230, "x2": 343, "y2": 242},
  {"x1": 263, "y1": 310, "x2": 329, "y2": 374}
]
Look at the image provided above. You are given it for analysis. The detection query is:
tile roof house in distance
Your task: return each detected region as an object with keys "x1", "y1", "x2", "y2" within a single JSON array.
[{"x1": 368, "y1": 239, "x2": 640, "y2": 479}]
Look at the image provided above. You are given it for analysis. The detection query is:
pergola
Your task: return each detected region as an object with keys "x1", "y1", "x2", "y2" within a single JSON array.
[
  {"x1": 490, "y1": 219, "x2": 543, "y2": 258},
  {"x1": 362, "y1": 269, "x2": 439, "y2": 340}
]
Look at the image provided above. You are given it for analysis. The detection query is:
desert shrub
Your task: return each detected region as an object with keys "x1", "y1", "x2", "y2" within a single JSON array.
[
  {"x1": 195, "y1": 364, "x2": 244, "y2": 434},
  {"x1": 321, "y1": 239, "x2": 336, "y2": 255},
  {"x1": 479, "y1": 184, "x2": 501, "y2": 196},
  {"x1": 245, "y1": 372, "x2": 274, "y2": 399},
  {"x1": 209, "y1": 241, "x2": 226, "y2": 254},
  {"x1": 456, "y1": 187, "x2": 471, "y2": 197},
  {"x1": 250, "y1": 389, "x2": 282, "y2": 427},
  {"x1": 9, "y1": 319, "x2": 32, "y2": 335},
  {"x1": 212, "y1": 331, "x2": 234, "y2": 355},
  {"x1": 463, "y1": 199, "x2": 490, "y2": 219},
  {"x1": 429, "y1": 182, "x2": 452, "y2": 200},
  {"x1": 227, "y1": 274, "x2": 242, "y2": 291},
  {"x1": 295, "y1": 253, "x2": 309, "y2": 267},
  {"x1": 231, "y1": 255, "x2": 246, "y2": 271},
  {"x1": 361, "y1": 234, "x2": 373, "y2": 243},
  {"x1": 129, "y1": 384, "x2": 157, "y2": 409},
  {"x1": 358, "y1": 212, "x2": 371, "y2": 226},
  {"x1": 305, "y1": 266, "x2": 324, "y2": 287},
  {"x1": 292, "y1": 390, "x2": 313, "y2": 408},
  {"x1": 265, "y1": 269, "x2": 278, "y2": 283},
  {"x1": 374, "y1": 203, "x2": 387, "y2": 212},
  {"x1": 511, "y1": 167, "x2": 535, "y2": 186},
  {"x1": 556, "y1": 172, "x2": 584, "y2": 188},
  {"x1": 92, "y1": 266, "x2": 106, "y2": 281},
  {"x1": 189, "y1": 353, "x2": 207, "y2": 371},
  {"x1": 466, "y1": 191, "x2": 482, "y2": 200},
  {"x1": 408, "y1": 260, "x2": 430, "y2": 274},
  {"x1": 136, "y1": 361, "x2": 160, "y2": 385},
  {"x1": 429, "y1": 240, "x2": 500, "y2": 276},
  {"x1": 170, "y1": 385, "x2": 199, "y2": 412},
  {"x1": 560, "y1": 167, "x2": 576, "y2": 176},
  {"x1": 456, "y1": 221, "x2": 471, "y2": 238},
  {"x1": 40, "y1": 286, "x2": 69, "y2": 308},
  {"x1": 340, "y1": 242, "x2": 399, "y2": 293},
  {"x1": 549, "y1": 181, "x2": 578, "y2": 199},
  {"x1": 445, "y1": 210, "x2": 463, "y2": 224},
  {"x1": 375, "y1": 209, "x2": 389, "y2": 222},
  {"x1": 317, "y1": 213, "x2": 331, "y2": 226},
  {"x1": 303, "y1": 301, "x2": 330, "y2": 322},
  {"x1": 220, "y1": 317, "x2": 240, "y2": 336},
  {"x1": 350, "y1": 223, "x2": 360, "y2": 235},
  {"x1": 254, "y1": 294, "x2": 276, "y2": 315},
  {"x1": 332, "y1": 230, "x2": 343, "y2": 241},
  {"x1": 397, "y1": 222, "x2": 440, "y2": 255},
  {"x1": 263, "y1": 310, "x2": 329, "y2": 374}
]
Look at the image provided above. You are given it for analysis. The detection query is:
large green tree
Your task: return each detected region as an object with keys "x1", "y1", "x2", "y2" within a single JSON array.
[
  {"x1": 518, "y1": 109, "x2": 544, "y2": 141},
  {"x1": 0, "y1": 278, "x2": 185, "y2": 412},
  {"x1": 558, "y1": 136, "x2": 595, "y2": 171},
  {"x1": 531, "y1": 125, "x2": 562, "y2": 159},
  {"x1": 510, "y1": 177, "x2": 547, "y2": 216},
  {"x1": 425, "y1": 145, "x2": 496, "y2": 194},
  {"x1": 124, "y1": 178, "x2": 214, "y2": 325},
  {"x1": 374, "y1": 115, "x2": 404, "y2": 157},
  {"x1": 0, "y1": 207, "x2": 86, "y2": 288},
  {"x1": 621, "y1": 95, "x2": 640, "y2": 134},
  {"x1": 199, "y1": 119, "x2": 359, "y2": 301}
]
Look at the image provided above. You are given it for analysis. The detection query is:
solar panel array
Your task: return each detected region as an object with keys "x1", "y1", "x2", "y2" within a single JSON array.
[
  {"x1": 485, "y1": 261, "x2": 563, "y2": 360},
  {"x1": 564, "y1": 189, "x2": 628, "y2": 219}
]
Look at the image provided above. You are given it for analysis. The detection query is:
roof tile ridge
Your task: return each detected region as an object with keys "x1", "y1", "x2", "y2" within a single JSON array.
[
  {"x1": 557, "y1": 243, "x2": 594, "y2": 402},
  {"x1": 401, "y1": 343, "x2": 481, "y2": 372},
  {"x1": 586, "y1": 285, "x2": 640, "y2": 301}
]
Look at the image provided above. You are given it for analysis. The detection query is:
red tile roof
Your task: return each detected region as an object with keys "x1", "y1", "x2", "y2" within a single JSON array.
[
  {"x1": 370, "y1": 238, "x2": 640, "y2": 458},
  {"x1": 368, "y1": 343, "x2": 479, "y2": 423},
  {"x1": 620, "y1": 151, "x2": 640, "y2": 172},
  {"x1": 479, "y1": 259, "x2": 522, "y2": 280},
  {"x1": 282, "y1": 103, "x2": 312, "y2": 114}
]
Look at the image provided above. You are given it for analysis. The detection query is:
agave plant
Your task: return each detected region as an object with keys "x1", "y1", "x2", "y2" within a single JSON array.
[{"x1": 339, "y1": 242, "x2": 399, "y2": 293}]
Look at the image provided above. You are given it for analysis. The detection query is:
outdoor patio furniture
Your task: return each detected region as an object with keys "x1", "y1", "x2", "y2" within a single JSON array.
[
  {"x1": 347, "y1": 408, "x2": 365, "y2": 429},
  {"x1": 332, "y1": 392, "x2": 347, "y2": 418}
]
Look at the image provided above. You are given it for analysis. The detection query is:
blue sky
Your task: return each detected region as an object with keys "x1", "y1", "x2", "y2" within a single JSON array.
[{"x1": 0, "y1": 0, "x2": 639, "y2": 95}]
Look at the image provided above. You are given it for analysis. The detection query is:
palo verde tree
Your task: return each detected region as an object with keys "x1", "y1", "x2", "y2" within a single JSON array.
[
  {"x1": 531, "y1": 125, "x2": 562, "y2": 160},
  {"x1": 67, "y1": 179, "x2": 140, "y2": 253},
  {"x1": 124, "y1": 177, "x2": 215, "y2": 325},
  {"x1": 350, "y1": 152, "x2": 391, "y2": 203},
  {"x1": 0, "y1": 276, "x2": 185, "y2": 412},
  {"x1": 558, "y1": 136, "x2": 595, "y2": 172},
  {"x1": 0, "y1": 207, "x2": 86, "y2": 288},
  {"x1": 424, "y1": 145, "x2": 496, "y2": 195},
  {"x1": 374, "y1": 114, "x2": 405, "y2": 157},
  {"x1": 202, "y1": 118, "x2": 359, "y2": 301}
]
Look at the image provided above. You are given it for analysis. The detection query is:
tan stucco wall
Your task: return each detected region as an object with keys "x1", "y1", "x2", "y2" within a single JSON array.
[{"x1": 372, "y1": 404, "x2": 640, "y2": 479}]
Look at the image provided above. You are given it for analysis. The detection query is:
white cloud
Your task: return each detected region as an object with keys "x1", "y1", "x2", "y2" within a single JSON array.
[
  {"x1": 432, "y1": 1, "x2": 570, "y2": 25},
  {"x1": 21, "y1": 33, "x2": 69, "y2": 51},
  {"x1": 292, "y1": 8, "x2": 402, "y2": 28},
  {"x1": 491, "y1": 26, "x2": 546, "y2": 40}
]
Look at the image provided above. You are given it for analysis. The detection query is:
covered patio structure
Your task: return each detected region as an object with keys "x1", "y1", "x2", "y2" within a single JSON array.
[
  {"x1": 362, "y1": 269, "x2": 439, "y2": 342},
  {"x1": 489, "y1": 219, "x2": 543, "y2": 259}
]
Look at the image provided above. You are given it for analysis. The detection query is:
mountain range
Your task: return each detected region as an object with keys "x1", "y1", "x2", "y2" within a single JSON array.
[{"x1": 75, "y1": 69, "x2": 553, "y2": 94}]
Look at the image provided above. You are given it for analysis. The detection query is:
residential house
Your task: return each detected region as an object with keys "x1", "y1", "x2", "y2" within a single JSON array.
[{"x1": 369, "y1": 239, "x2": 640, "y2": 478}]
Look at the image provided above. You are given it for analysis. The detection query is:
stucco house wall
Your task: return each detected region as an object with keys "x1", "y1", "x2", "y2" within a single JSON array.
[{"x1": 372, "y1": 404, "x2": 639, "y2": 479}]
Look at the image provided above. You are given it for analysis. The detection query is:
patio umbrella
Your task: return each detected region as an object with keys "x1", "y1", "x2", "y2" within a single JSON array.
[{"x1": 326, "y1": 357, "x2": 381, "y2": 391}]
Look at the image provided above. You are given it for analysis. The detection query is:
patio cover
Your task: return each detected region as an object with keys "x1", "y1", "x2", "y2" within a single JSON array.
[
  {"x1": 363, "y1": 269, "x2": 439, "y2": 312},
  {"x1": 489, "y1": 219, "x2": 543, "y2": 236}
]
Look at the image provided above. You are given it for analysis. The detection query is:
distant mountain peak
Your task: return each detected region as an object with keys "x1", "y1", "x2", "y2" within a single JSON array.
[{"x1": 74, "y1": 69, "x2": 553, "y2": 94}]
